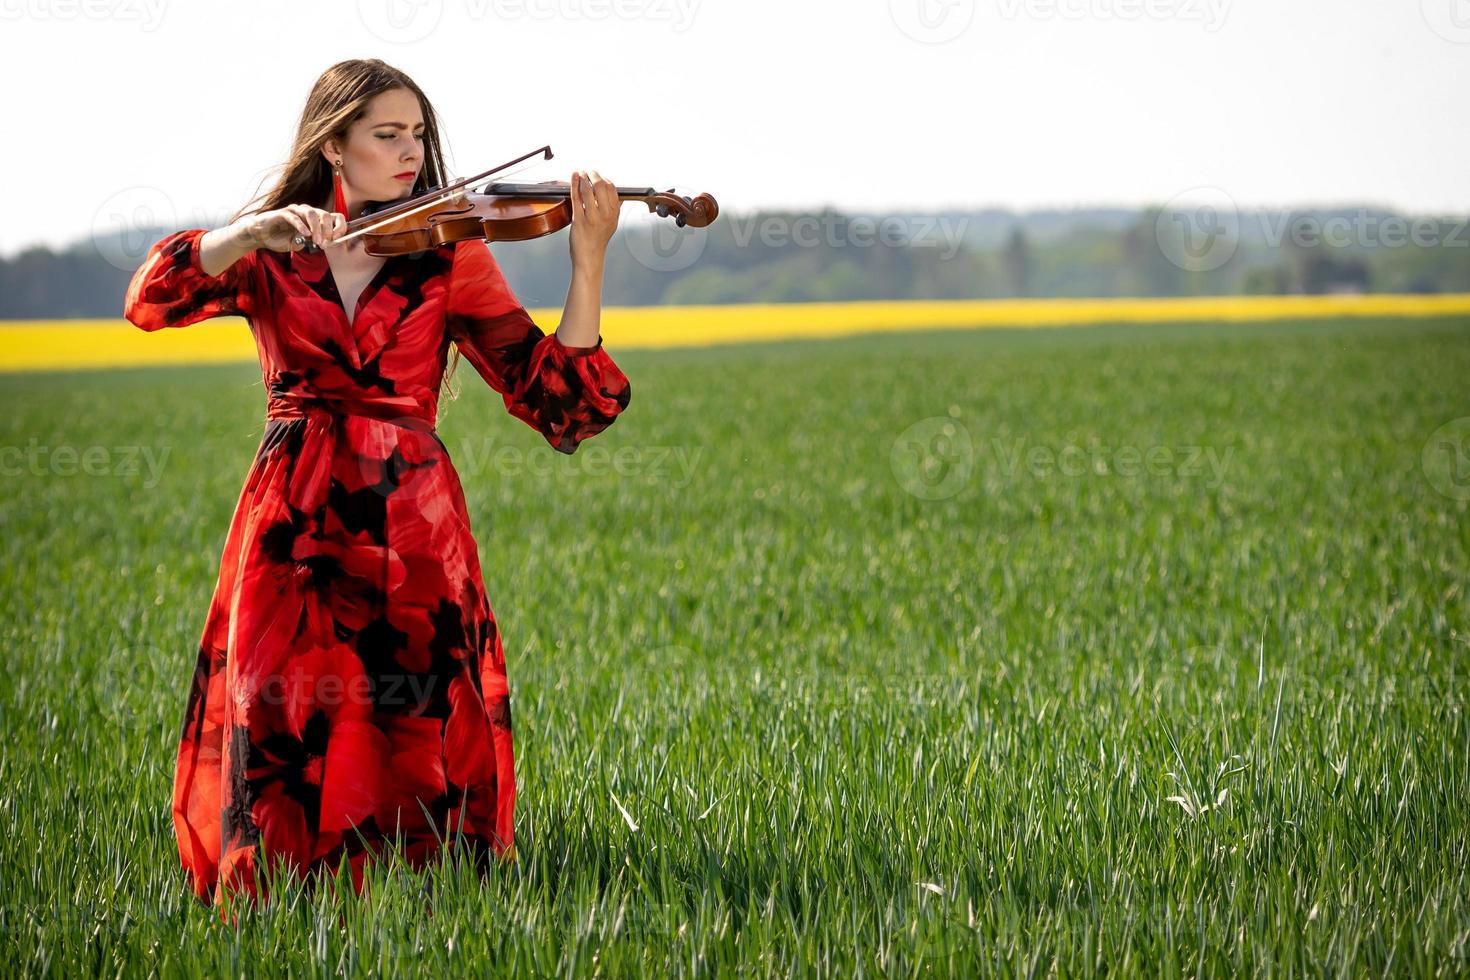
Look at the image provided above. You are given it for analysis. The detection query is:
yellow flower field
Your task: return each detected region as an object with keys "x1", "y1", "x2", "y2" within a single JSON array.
[{"x1": 4, "y1": 293, "x2": 1470, "y2": 374}]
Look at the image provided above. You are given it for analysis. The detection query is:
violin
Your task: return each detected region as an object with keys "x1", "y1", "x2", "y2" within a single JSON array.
[{"x1": 293, "y1": 144, "x2": 718, "y2": 256}]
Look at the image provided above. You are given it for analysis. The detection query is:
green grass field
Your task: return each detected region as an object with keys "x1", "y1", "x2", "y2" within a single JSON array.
[{"x1": 2, "y1": 316, "x2": 1467, "y2": 976}]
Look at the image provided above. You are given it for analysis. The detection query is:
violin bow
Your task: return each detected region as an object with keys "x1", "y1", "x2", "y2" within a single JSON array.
[{"x1": 293, "y1": 144, "x2": 555, "y2": 250}]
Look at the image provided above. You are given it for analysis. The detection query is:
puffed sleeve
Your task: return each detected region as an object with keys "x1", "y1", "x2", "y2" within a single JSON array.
[
  {"x1": 123, "y1": 228, "x2": 259, "y2": 330},
  {"x1": 446, "y1": 238, "x2": 631, "y2": 455}
]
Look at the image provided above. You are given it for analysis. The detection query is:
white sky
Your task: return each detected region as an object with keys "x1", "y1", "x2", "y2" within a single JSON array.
[{"x1": 1, "y1": 0, "x2": 1467, "y2": 256}]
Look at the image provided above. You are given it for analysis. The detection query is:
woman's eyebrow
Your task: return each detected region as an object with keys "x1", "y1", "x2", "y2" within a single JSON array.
[{"x1": 372, "y1": 121, "x2": 426, "y2": 129}]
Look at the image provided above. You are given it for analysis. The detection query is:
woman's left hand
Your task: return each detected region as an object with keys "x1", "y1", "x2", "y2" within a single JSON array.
[{"x1": 568, "y1": 170, "x2": 619, "y2": 269}]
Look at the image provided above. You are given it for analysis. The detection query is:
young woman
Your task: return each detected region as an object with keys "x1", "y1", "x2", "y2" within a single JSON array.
[{"x1": 123, "y1": 58, "x2": 631, "y2": 909}]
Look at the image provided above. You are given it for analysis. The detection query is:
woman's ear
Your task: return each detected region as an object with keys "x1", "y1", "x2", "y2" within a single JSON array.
[{"x1": 321, "y1": 138, "x2": 342, "y2": 165}]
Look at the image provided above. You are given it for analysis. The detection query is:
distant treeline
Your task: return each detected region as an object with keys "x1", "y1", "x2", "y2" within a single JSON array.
[{"x1": 4, "y1": 206, "x2": 1467, "y2": 318}]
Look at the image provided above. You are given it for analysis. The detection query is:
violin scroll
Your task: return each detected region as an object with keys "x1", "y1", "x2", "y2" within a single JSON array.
[{"x1": 647, "y1": 190, "x2": 719, "y2": 229}]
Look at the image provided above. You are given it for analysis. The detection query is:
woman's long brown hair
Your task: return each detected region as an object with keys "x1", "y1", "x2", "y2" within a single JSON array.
[{"x1": 232, "y1": 58, "x2": 467, "y2": 405}]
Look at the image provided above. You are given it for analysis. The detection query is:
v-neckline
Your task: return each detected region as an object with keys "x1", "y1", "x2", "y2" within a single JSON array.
[{"x1": 324, "y1": 250, "x2": 393, "y2": 332}]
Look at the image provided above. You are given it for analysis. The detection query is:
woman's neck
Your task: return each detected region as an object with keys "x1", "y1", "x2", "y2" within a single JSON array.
[{"x1": 324, "y1": 198, "x2": 363, "y2": 220}]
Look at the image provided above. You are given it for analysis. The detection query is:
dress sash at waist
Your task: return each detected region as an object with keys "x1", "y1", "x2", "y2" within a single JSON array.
[{"x1": 266, "y1": 391, "x2": 437, "y2": 433}]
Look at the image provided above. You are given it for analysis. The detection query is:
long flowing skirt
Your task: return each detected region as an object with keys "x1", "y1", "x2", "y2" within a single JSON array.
[{"x1": 171, "y1": 410, "x2": 516, "y2": 909}]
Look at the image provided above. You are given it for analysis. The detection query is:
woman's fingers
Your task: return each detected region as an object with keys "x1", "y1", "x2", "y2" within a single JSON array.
[
  {"x1": 286, "y1": 203, "x2": 332, "y2": 244},
  {"x1": 576, "y1": 170, "x2": 593, "y2": 218},
  {"x1": 306, "y1": 205, "x2": 328, "y2": 244},
  {"x1": 581, "y1": 171, "x2": 596, "y2": 215},
  {"x1": 568, "y1": 170, "x2": 618, "y2": 245},
  {"x1": 246, "y1": 205, "x2": 344, "y2": 252},
  {"x1": 279, "y1": 211, "x2": 311, "y2": 250},
  {"x1": 282, "y1": 205, "x2": 313, "y2": 246},
  {"x1": 589, "y1": 170, "x2": 615, "y2": 212}
]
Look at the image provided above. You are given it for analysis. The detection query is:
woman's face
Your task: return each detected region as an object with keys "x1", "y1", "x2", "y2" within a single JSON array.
[{"x1": 325, "y1": 87, "x2": 425, "y2": 214}]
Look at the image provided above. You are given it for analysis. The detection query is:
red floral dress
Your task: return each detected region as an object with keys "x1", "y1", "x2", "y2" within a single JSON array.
[{"x1": 123, "y1": 228, "x2": 630, "y2": 908}]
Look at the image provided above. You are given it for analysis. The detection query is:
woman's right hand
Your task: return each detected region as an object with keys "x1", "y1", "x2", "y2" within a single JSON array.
[{"x1": 234, "y1": 204, "x2": 346, "y2": 253}]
